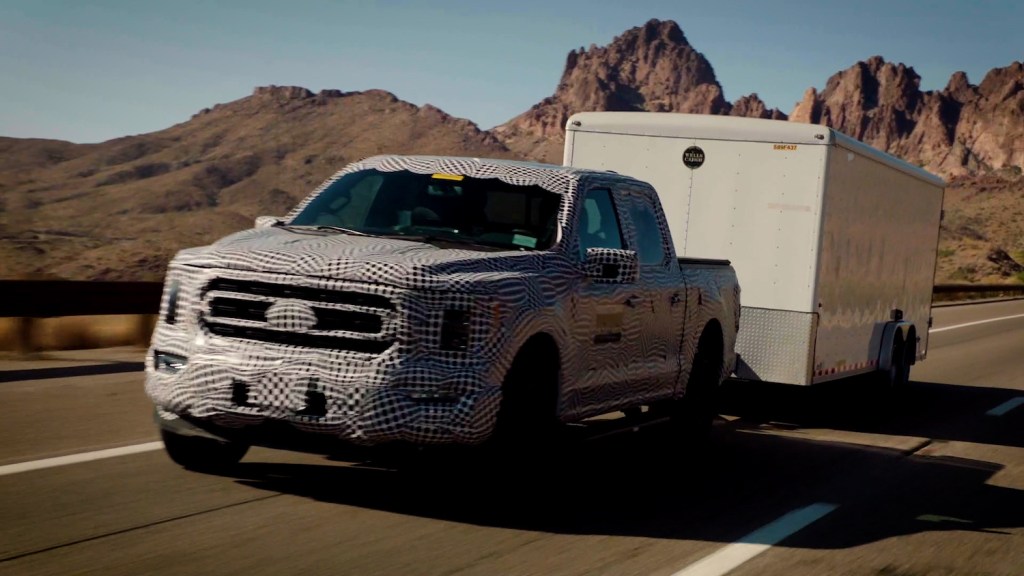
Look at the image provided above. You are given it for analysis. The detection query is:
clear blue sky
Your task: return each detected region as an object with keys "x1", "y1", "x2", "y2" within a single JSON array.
[{"x1": 1, "y1": 0, "x2": 1021, "y2": 143}]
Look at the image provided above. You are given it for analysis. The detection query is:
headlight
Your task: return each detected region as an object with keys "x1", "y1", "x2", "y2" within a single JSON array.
[
  {"x1": 440, "y1": 309, "x2": 472, "y2": 351},
  {"x1": 154, "y1": 351, "x2": 187, "y2": 374}
]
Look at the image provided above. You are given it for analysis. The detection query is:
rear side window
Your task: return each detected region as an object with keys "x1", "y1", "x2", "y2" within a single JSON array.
[{"x1": 626, "y1": 194, "x2": 668, "y2": 266}]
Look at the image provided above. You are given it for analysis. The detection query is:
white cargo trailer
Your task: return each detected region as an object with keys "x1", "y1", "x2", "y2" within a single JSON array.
[{"x1": 563, "y1": 112, "x2": 946, "y2": 388}]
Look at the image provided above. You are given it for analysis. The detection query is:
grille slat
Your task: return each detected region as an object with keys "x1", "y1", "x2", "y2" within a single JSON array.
[
  {"x1": 205, "y1": 279, "x2": 393, "y2": 310},
  {"x1": 204, "y1": 323, "x2": 392, "y2": 354},
  {"x1": 313, "y1": 308, "x2": 383, "y2": 333},
  {"x1": 209, "y1": 297, "x2": 272, "y2": 322}
]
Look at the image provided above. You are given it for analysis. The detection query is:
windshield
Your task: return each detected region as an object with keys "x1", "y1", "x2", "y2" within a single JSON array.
[{"x1": 287, "y1": 169, "x2": 562, "y2": 251}]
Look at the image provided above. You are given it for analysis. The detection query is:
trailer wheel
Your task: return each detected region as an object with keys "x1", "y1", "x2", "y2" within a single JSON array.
[
  {"x1": 875, "y1": 335, "x2": 910, "y2": 391},
  {"x1": 160, "y1": 429, "x2": 249, "y2": 473}
]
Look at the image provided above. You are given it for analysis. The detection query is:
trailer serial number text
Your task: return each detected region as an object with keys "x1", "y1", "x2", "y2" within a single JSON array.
[{"x1": 773, "y1": 144, "x2": 798, "y2": 150}]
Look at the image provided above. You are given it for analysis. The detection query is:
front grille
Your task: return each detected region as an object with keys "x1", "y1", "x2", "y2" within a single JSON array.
[
  {"x1": 201, "y1": 277, "x2": 395, "y2": 354},
  {"x1": 208, "y1": 297, "x2": 382, "y2": 334}
]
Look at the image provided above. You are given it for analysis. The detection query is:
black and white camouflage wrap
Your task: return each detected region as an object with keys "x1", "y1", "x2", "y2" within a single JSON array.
[{"x1": 145, "y1": 155, "x2": 740, "y2": 447}]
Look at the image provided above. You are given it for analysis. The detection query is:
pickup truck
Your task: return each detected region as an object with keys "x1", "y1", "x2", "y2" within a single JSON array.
[{"x1": 145, "y1": 154, "x2": 741, "y2": 471}]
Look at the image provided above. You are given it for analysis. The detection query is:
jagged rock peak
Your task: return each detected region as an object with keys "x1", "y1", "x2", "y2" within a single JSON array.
[
  {"x1": 493, "y1": 18, "x2": 728, "y2": 163},
  {"x1": 252, "y1": 85, "x2": 314, "y2": 100},
  {"x1": 731, "y1": 93, "x2": 788, "y2": 120},
  {"x1": 790, "y1": 56, "x2": 1024, "y2": 177}
]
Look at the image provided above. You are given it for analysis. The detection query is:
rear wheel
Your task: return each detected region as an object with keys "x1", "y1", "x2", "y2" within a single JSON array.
[
  {"x1": 667, "y1": 325, "x2": 723, "y2": 451},
  {"x1": 160, "y1": 428, "x2": 249, "y2": 473},
  {"x1": 873, "y1": 335, "x2": 910, "y2": 391},
  {"x1": 862, "y1": 334, "x2": 912, "y2": 422}
]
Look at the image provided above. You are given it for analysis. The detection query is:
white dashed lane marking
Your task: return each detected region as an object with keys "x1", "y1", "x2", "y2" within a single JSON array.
[
  {"x1": 0, "y1": 442, "x2": 164, "y2": 477},
  {"x1": 930, "y1": 312, "x2": 1024, "y2": 333},
  {"x1": 985, "y1": 397, "x2": 1024, "y2": 417},
  {"x1": 668, "y1": 503, "x2": 839, "y2": 576}
]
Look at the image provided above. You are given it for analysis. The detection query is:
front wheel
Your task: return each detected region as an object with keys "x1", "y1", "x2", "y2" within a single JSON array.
[
  {"x1": 486, "y1": 340, "x2": 563, "y2": 465},
  {"x1": 160, "y1": 428, "x2": 249, "y2": 473}
]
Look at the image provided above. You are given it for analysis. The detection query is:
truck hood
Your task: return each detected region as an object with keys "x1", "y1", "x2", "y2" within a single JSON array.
[{"x1": 171, "y1": 227, "x2": 572, "y2": 292}]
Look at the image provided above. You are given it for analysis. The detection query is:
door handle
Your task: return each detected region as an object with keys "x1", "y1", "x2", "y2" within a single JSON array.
[
  {"x1": 625, "y1": 295, "x2": 643, "y2": 308},
  {"x1": 670, "y1": 293, "x2": 682, "y2": 305}
]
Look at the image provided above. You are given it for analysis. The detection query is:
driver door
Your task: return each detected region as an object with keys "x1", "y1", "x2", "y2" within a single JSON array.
[{"x1": 570, "y1": 185, "x2": 646, "y2": 418}]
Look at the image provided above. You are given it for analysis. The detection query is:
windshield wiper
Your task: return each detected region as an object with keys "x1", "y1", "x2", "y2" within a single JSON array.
[
  {"x1": 277, "y1": 224, "x2": 374, "y2": 237},
  {"x1": 385, "y1": 232, "x2": 513, "y2": 251}
]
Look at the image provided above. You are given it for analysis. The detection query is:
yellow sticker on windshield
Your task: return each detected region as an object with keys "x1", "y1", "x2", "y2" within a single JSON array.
[{"x1": 432, "y1": 173, "x2": 464, "y2": 181}]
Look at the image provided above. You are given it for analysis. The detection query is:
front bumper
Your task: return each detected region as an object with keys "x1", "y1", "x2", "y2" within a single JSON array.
[{"x1": 146, "y1": 349, "x2": 502, "y2": 447}]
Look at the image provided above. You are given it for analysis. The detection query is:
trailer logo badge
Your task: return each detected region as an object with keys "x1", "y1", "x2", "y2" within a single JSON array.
[{"x1": 682, "y1": 146, "x2": 705, "y2": 169}]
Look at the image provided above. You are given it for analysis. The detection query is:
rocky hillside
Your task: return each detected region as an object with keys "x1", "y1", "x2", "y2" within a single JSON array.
[
  {"x1": 492, "y1": 19, "x2": 787, "y2": 163},
  {"x1": 791, "y1": 57, "x2": 1024, "y2": 178},
  {"x1": 790, "y1": 57, "x2": 1024, "y2": 282},
  {"x1": 0, "y1": 87, "x2": 514, "y2": 281},
  {"x1": 1, "y1": 18, "x2": 1021, "y2": 283}
]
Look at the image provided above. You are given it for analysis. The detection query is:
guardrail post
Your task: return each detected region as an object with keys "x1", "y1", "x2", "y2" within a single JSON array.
[
  {"x1": 134, "y1": 314, "x2": 157, "y2": 346},
  {"x1": 14, "y1": 317, "x2": 35, "y2": 354}
]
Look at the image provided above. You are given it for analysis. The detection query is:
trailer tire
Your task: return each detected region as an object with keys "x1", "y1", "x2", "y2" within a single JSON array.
[
  {"x1": 160, "y1": 429, "x2": 249, "y2": 473},
  {"x1": 863, "y1": 335, "x2": 913, "y2": 421},
  {"x1": 875, "y1": 335, "x2": 910, "y2": 391}
]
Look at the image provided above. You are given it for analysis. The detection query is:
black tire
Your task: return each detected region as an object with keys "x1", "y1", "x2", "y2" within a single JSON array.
[
  {"x1": 669, "y1": 326, "x2": 723, "y2": 449},
  {"x1": 160, "y1": 428, "x2": 249, "y2": 472},
  {"x1": 873, "y1": 337, "x2": 910, "y2": 392},
  {"x1": 487, "y1": 340, "x2": 562, "y2": 464},
  {"x1": 861, "y1": 336, "x2": 912, "y2": 424}
]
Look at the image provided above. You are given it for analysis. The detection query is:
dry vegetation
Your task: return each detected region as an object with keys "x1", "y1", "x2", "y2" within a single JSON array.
[
  {"x1": 0, "y1": 87, "x2": 515, "y2": 282},
  {"x1": 935, "y1": 169, "x2": 1024, "y2": 283},
  {"x1": 1, "y1": 85, "x2": 1021, "y2": 285}
]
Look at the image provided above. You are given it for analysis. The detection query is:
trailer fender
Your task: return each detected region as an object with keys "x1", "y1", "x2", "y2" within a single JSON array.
[{"x1": 877, "y1": 321, "x2": 915, "y2": 371}]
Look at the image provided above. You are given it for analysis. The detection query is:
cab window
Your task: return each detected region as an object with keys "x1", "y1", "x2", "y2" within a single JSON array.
[{"x1": 578, "y1": 188, "x2": 624, "y2": 259}]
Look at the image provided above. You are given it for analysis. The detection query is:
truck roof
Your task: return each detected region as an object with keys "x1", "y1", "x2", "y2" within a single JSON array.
[
  {"x1": 346, "y1": 154, "x2": 649, "y2": 194},
  {"x1": 565, "y1": 112, "x2": 945, "y2": 187}
]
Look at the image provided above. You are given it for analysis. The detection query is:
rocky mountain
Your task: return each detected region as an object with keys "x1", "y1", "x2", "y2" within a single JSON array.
[
  {"x1": 1, "y1": 18, "x2": 1021, "y2": 283},
  {"x1": 492, "y1": 19, "x2": 787, "y2": 163},
  {"x1": 790, "y1": 56, "x2": 1024, "y2": 178},
  {"x1": 0, "y1": 87, "x2": 514, "y2": 281}
]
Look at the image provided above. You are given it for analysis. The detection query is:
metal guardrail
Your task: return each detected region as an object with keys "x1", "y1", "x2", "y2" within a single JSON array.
[
  {"x1": 932, "y1": 283, "x2": 1024, "y2": 302},
  {"x1": 0, "y1": 280, "x2": 1021, "y2": 318},
  {"x1": 0, "y1": 280, "x2": 163, "y2": 318}
]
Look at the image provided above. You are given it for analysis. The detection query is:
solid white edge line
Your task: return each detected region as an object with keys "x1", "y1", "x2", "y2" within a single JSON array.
[
  {"x1": 669, "y1": 503, "x2": 839, "y2": 576},
  {"x1": 930, "y1": 313, "x2": 1024, "y2": 333},
  {"x1": 986, "y1": 397, "x2": 1024, "y2": 417},
  {"x1": 0, "y1": 441, "x2": 164, "y2": 477}
]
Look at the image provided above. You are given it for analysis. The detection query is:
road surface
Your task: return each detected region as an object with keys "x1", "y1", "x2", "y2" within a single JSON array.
[{"x1": 1, "y1": 299, "x2": 1022, "y2": 575}]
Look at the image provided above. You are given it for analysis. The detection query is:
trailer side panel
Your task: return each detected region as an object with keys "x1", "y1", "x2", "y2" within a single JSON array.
[{"x1": 811, "y1": 141, "x2": 944, "y2": 382}]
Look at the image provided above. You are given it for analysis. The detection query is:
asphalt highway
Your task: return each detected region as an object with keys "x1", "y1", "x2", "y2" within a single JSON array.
[{"x1": 1, "y1": 299, "x2": 1022, "y2": 576}]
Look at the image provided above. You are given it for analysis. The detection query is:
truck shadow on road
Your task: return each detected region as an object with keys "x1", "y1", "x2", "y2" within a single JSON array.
[
  {"x1": 219, "y1": 385, "x2": 1023, "y2": 549},
  {"x1": 718, "y1": 377, "x2": 1024, "y2": 449}
]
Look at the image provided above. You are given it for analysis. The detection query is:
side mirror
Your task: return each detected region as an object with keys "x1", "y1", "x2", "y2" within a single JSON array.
[
  {"x1": 255, "y1": 215, "x2": 284, "y2": 228},
  {"x1": 583, "y1": 247, "x2": 639, "y2": 283}
]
